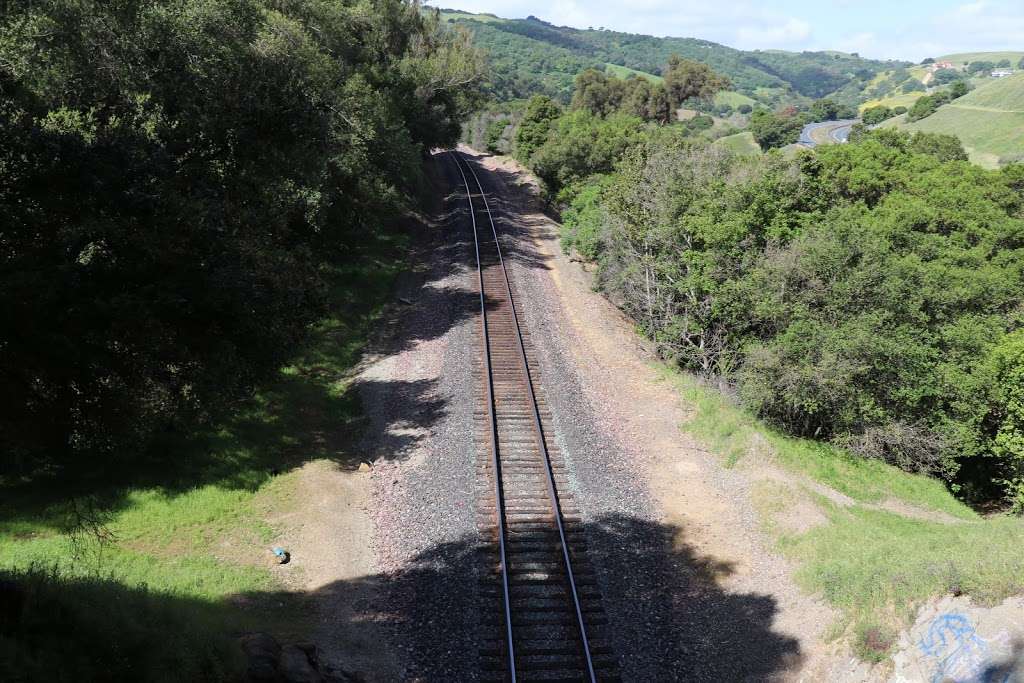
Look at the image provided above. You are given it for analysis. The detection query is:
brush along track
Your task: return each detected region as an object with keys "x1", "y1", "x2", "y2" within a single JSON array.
[{"x1": 448, "y1": 151, "x2": 620, "y2": 682}]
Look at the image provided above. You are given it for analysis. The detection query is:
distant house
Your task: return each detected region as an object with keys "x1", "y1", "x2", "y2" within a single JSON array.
[
  {"x1": 929, "y1": 60, "x2": 956, "y2": 72},
  {"x1": 992, "y1": 69, "x2": 1014, "y2": 78}
]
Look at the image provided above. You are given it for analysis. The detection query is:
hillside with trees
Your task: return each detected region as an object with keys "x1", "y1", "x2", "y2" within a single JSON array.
[{"x1": 436, "y1": 8, "x2": 905, "y2": 107}]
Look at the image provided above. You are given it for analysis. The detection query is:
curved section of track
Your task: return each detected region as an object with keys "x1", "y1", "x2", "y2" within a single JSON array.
[{"x1": 449, "y1": 150, "x2": 620, "y2": 682}]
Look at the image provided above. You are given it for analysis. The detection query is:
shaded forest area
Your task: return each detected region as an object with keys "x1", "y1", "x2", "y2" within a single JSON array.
[{"x1": 1, "y1": 0, "x2": 482, "y2": 481}]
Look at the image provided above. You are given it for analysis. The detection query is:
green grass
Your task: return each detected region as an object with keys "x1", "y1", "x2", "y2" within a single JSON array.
[
  {"x1": 859, "y1": 92, "x2": 921, "y2": 113},
  {"x1": 713, "y1": 131, "x2": 762, "y2": 156},
  {"x1": 937, "y1": 51, "x2": 1024, "y2": 67},
  {"x1": 713, "y1": 90, "x2": 756, "y2": 108},
  {"x1": 439, "y1": 10, "x2": 504, "y2": 24},
  {"x1": 656, "y1": 364, "x2": 1024, "y2": 657},
  {"x1": 887, "y1": 73, "x2": 1024, "y2": 167},
  {"x1": 604, "y1": 63, "x2": 663, "y2": 83},
  {"x1": 0, "y1": 227, "x2": 409, "y2": 678}
]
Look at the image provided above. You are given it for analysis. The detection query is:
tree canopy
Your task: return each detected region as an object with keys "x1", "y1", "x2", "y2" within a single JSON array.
[{"x1": 0, "y1": 0, "x2": 483, "y2": 475}]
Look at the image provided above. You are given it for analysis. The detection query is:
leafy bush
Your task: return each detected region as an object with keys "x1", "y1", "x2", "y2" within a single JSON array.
[
  {"x1": 0, "y1": 1, "x2": 482, "y2": 475},
  {"x1": 748, "y1": 110, "x2": 804, "y2": 149},
  {"x1": 862, "y1": 105, "x2": 894, "y2": 125},
  {"x1": 985, "y1": 331, "x2": 1024, "y2": 511},
  {"x1": 529, "y1": 110, "x2": 645, "y2": 194},
  {"x1": 577, "y1": 131, "x2": 1024, "y2": 500},
  {"x1": 932, "y1": 68, "x2": 964, "y2": 85},
  {"x1": 514, "y1": 95, "x2": 562, "y2": 162},
  {"x1": 485, "y1": 118, "x2": 510, "y2": 153}
]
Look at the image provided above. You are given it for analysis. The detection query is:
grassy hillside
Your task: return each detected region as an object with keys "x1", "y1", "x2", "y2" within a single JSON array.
[
  {"x1": 605, "y1": 63, "x2": 662, "y2": 83},
  {"x1": 938, "y1": 51, "x2": 1024, "y2": 66},
  {"x1": 713, "y1": 131, "x2": 761, "y2": 156},
  {"x1": 714, "y1": 90, "x2": 757, "y2": 108},
  {"x1": 663, "y1": 366, "x2": 1024, "y2": 662},
  {"x1": 859, "y1": 92, "x2": 921, "y2": 112},
  {"x1": 435, "y1": 8, "x2": 904, "y2": 104},
  {"x1": 889, "y1": 73, "x2": 1024, "y2": 167}
]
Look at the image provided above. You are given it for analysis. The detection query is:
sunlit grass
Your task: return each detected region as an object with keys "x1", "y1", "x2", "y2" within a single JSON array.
[{"x1": 656, "y1": 362, "x2": 1024, "y2": 658}]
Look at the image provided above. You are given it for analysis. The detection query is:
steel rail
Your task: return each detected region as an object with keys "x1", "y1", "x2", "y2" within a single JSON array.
[
  {"x1": 449, "y1": 151, "x2": 517, "y2": 682},
  {"x1": 454, "y1": 150, "x2": 598, "y2": 683}
]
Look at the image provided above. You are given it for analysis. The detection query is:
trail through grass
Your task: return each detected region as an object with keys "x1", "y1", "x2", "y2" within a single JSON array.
[{"x1": 659, "y1": 365, "x2": 1024, "y2": 659}]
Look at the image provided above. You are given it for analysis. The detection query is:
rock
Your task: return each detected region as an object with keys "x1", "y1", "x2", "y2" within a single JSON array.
[
  {"x1": 240, "y1": 632, "x2": 281, "y2": 682},
  {"x1": 279, "y1": 644, "x2": 322, "y2": 683},
  {"x1": 357, "y1": 461, "x2": 372, "y2": 473}
]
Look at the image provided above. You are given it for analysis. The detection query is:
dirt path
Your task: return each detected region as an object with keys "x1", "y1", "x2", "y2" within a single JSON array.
[{"x1": 467, "y1": 147, "x2": 849, "y2": 680}]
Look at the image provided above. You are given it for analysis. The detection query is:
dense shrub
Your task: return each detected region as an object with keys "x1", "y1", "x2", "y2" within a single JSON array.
[
  {"x1": 562, "y1": 131, "x2": 1024, "y2": 501},
  {"x1": 0, "y1": 1, "x2": 482, "y2": 475},
  {"x1": 862, "y1": 105, "x2": 894, "y2": 125},
  {"x1": 529, "y1": 110, "x2": 645, "y2": 194},
  {"x1": 748, "y1": 109, "x2": 804, "y2": 149},
  {"x1": 513, "y1": 95, "x2": 562, "y2": 162}
]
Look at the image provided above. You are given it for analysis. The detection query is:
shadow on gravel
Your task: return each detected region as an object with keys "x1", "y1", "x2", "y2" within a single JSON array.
[
  {"x1": 263, "y1": 513, "x2": 804, "y2": 681},
  {"x1": 452, "y1": 149, "x2": 556, "y2": 276}
]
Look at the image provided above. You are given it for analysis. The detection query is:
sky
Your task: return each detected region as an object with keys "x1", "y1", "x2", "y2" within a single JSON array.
[{"x1": 429, "y1": 1, "x2": 1024, "y2": 62}]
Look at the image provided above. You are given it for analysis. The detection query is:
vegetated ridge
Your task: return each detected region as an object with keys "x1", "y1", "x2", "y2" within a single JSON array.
[{"x1": 435, "y1": 7, "x2": 906, "y2": 106}]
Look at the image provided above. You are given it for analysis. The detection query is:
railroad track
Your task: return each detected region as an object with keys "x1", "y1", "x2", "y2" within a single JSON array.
[{"x1": 448, "y1": 151, "x2": 620, "y2": 682}]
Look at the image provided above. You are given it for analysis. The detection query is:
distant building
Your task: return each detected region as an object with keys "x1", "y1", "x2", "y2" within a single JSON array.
[
  {"x1": 929, "y1": 61, "x2": 956, "y2": 72},
  {"x1": 992, "y1": 69, "x2": 1014, "y2": 78}
]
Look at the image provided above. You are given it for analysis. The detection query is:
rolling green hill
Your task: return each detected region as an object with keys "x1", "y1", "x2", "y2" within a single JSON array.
[
  {"x1": 604, "y1": 63, "x2": 662, "y2": 83},
  {"x1": 937, "y1": 51, "x2": 1024, "y2": 66},
  {"x1": 886, "y1": 73, "x2": 1024, "y2": 167},
  {"x1": 434, "y1": 8, "x2": 906, "y2": 105},
  {"x1": 713, "y1": 131, "x2": 762, "y2": 156}
]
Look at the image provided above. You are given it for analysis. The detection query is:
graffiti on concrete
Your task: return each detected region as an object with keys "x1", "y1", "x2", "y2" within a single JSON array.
[{"x1": 918, "y1": 612, "x2": 1012, "y2": 683}]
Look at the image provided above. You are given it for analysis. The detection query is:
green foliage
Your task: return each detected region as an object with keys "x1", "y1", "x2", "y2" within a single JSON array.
[
  {"x1": 514, "y1": 95, "x2": 562, "y2": 162},
  {"x1": 862, "y1": 105, "x2": 894, "y2": 125},
  {"x1": 738, "y1": 103, "x2": 753, "y2": 114},
  {"x1": 967, "y1": 61, "x2": 996, "y2": 74},
  {"x1": 530, "y1": 110, "x2": 645, "y2": 194},
  {"x1": 748, "y1": 110, "x2": 803, "y2": 149},
  {"x1": 571, "y1": 68, "x2": 671, "y2": 123},
  {"x1": 905, "y1": 83, "x2": 968, "y2": 122},
  {"x1": 932, "y1": 68, "x2": 964, "y2": 85},
  {"x1": 907, "y1": 132, "x2": 968, "y2": 162},
  {"x1": 440, "y1": 11, "x2": 901, "y2": 105},
  {"x1": 561, "y1": 132, "x2": 1024, "y2": 502},
  {"x1": 664, "y1": 55, "x2": 731, "y2": 108},
  {"x1": 902, "y1": 80, "x2": 926, "y2": 93},
  {"x1": 0, "y1": 1, "x2": 482, "y2": 476},
  {"x1": 560, "y1": 177, "x2": 615, "y2": 260},
  {"x1": 808, "y1": 98, "x2": 856, "y2": 122},
  {"x1": 485, "y1": 118, "x2": 510, "y2": 153},
  {"x1": 986, "y1": 331, "x2": 1024, "y2": 510}
]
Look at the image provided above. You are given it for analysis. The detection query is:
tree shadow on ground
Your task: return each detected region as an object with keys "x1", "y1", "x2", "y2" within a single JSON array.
[
  {"x1": 0, "y1": 154, "x2": 488, "y2": 528},
  {"x1": 2, "y1": 512, "x2": 823, "y2": 681}
]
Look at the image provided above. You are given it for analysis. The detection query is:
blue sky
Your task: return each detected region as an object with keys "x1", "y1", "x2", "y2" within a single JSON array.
[{"x1": 430, "y1": 1, "x2": 1023, "y2": 61}]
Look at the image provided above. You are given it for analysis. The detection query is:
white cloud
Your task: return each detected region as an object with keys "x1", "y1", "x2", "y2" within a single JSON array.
[{"x1": 735, "y1": 18, "x2": 812, "y2": 49}]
